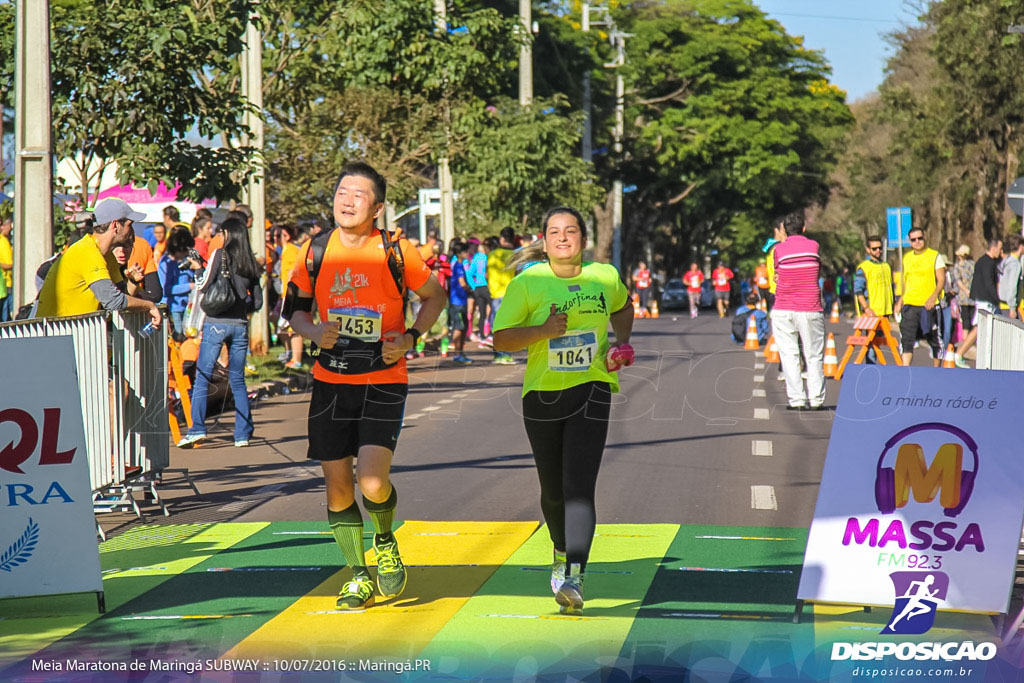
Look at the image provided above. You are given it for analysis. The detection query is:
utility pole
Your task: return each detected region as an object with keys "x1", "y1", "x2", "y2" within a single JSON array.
[
  {"x1": 581, "y1": 4, "x2": 591, "y2": 163},
  {"x1": 435, "y1": 1, "x2": 455, "y2": 248},
  {"x1": 241, "y1": 2, "x2": 268, "y2": 354},
  {"x1": 519, "y1": 0, "x2": 533, "y2": 106},
  {"x1": 14, "y1": 0, "x2": 52, "y2": 311},
  {"x1": 611, "y1": 32, "x2": 625, "y2": 271}
]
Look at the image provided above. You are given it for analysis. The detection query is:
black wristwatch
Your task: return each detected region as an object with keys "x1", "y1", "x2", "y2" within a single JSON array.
[{"x1": 405, "y1": 327, "x2": 422, "y2": 346}]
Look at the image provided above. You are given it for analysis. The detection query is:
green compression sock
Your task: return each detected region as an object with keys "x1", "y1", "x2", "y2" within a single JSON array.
[
  {"x1": 363, "y1": 485, "x2": 398, "y2": 544},
  {"x1": 328, "y1": 503, "x2": 367, "y2": 574}
]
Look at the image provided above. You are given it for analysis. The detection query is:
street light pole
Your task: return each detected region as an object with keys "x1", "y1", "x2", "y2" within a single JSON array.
[
  {"x1": 241, "y1": 2, "x2": 268, "y2": 354},
  {"x1": 13, "y1": 0, "x2": 53, "y2": 312},
  {"x1": 435, "y1": 0, "x2": 455, "y2": 248},
  {"x1": 582, "y1": 3, "x2": 592, "y2": 163}
]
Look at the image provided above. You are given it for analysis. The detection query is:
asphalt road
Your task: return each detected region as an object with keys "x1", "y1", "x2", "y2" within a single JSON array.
[{"x1": 128, "y1": 310, "x2": 853, "y2": 536}]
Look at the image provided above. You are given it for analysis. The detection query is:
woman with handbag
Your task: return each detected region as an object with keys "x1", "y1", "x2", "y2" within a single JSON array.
[{"x1": 178, "y1": 218, "x2": 263, "y2": 448}]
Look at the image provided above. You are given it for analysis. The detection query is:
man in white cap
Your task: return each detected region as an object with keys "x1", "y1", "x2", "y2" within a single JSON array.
[{"x1": 35, "y1": 198, "x2": 161, "y2": 327}]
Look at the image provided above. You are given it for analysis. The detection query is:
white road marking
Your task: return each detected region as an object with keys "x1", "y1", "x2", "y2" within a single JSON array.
[
  {"x1": 752, "y1": 440, "x2": 773, "y2": 457},
  {"x1": 754, "y1": 362, "x2": 764, "y2": 369},
  {"x1": 751, "y1": 485, "x2": 778, "y2": 510},
  {"x1": 753, "y1": 408, "x2": 770, "y2": 420},
  {"x1": 422, "y1": 406, "x2": 441, "y2": 412},
  {"x1": 437, "y1": 399, "x2": 454, "y2": 405},
  {"x1": 451, "y1": 393, "x2": 470, "y2": 398},
  {"x1": 404, "y1": 413, "x2": 422, "y2": 420},
  {"x1": 753, "y1": 375, "x2": 765, "y2": 383},
  {"x1": 752, "y1": 389, "x2": 766, "y2": 397}
]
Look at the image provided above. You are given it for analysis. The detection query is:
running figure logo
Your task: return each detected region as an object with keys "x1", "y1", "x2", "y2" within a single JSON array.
[
  {"x1": 330, "y1": 268, "x2": 360, "y2": 303},
  {"x1": 881, "y1": 571, "x2": 949, "y2": 634}
]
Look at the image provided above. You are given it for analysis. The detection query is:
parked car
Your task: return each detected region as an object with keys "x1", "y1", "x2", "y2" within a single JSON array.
[{"x1": 661, "y1": 279, "x2": 689, "y2": 310}]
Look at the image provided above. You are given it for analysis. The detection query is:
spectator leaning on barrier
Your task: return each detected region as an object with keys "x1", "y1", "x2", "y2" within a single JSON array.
[
  {"x1": 35, "y1": 198, "x2": 161, "y2": 329},
  {"x1": 997, "y1": 233, "x2": 1023, "y2": 319},
  {"x1": 116, "y1": 227, "x2": 162, "y2": 303},
  {"x1": 954, "y1": 237, "x2": 1002, "y2": 368},
  {"x1": 0, "y1": 217, "x2": 13, "y2": 322},
  {"x1": 894, "y1": 227, "x2": 946, "y2": 367},
  {"x1": 770, "y1": 211, "x2": 826, "y2": 410}
]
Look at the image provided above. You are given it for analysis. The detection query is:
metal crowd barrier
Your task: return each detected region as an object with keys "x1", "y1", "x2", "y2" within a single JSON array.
[
  {"x1": 975, "y1": 309, "x2": 1024, "y2": 371},
  {"x1": 0, "y1": 311, "x2": 188, "y2": 534}
]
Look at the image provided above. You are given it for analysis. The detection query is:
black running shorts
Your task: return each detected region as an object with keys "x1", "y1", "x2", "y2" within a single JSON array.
[{"x1": 307, "y1": 381, "x2": 408, "y2": 461}]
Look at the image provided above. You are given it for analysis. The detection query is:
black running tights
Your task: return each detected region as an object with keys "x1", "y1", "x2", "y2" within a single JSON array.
[{"x1": 522, "y1": 381, "x2": 612, "y2": 572}]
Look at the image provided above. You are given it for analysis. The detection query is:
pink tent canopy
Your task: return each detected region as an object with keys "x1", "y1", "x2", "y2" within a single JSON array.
[{"x1": 95, "y1": 182, "x2": 190, "y2": 204}]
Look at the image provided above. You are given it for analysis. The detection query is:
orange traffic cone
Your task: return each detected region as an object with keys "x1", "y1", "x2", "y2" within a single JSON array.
[
  {"x1": 764, "y1": 336, "x2": 779, "y2": 363},
  {"x1": 650, "y1": 299, "x2": 660, "y2": 319},
  {"x1": 632, "y1": 293, "x2": 642, "y2": 319},
  {"x1": 824, "y1": 333, "x2": 838, "y2": 378},
  {"x1": 942, "y1": 344, "x2": 956, "y2": 369},
  {"x1": 757, "y1": 299, "x2": 767, "y2": 312},
  {"x1": 830, "y1": 301, "x2": 840, "y2": 324},
  {"x1": 744, "y1": 314, "x2": 760, "y2": 350}
]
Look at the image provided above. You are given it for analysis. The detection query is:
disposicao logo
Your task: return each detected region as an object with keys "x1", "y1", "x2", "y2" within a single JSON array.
[{"x1": 881, "y1": 571, "x2": 948, "y2": 635}]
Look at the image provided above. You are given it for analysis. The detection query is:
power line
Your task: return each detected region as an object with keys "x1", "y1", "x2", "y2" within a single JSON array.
[{"x1": 768, "y1": 12, "x2": 907, "y2": 25}]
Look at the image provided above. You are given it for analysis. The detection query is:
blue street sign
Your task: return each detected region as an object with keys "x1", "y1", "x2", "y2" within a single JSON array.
[{"x1": 886, "y1": 207, "x2": 912, "y2": 248}]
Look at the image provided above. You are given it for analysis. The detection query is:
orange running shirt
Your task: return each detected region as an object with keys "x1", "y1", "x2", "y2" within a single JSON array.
[
  {"x1": 290, "y1": 230, "x2": 431, "y2": 386},
  {"x1": 128, "y1": 236, "x2": 158, "y2": 275}
]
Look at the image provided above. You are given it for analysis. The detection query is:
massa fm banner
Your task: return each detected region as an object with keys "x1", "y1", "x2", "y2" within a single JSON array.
[
  {"x1": 798, "y1": 365, "x2": 1024, "y2": 616},
  {"x1": 0, "y1": 336, "x2": 101, "y2": 600}
]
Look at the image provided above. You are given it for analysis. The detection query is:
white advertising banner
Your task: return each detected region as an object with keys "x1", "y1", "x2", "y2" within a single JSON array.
[
  {"x1": 0, "y1": 336, "x2": 102, "y2": 599},
  {"x1": 798, "y1": 365, "x2": 1024, "y2": 615}
]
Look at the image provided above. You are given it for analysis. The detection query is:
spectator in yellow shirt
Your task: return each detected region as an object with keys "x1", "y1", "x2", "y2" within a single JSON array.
[
  {"x1": 0, "y1": 217, "x2": 13, "y2": 321},
  {"x1": 36, "y1": 198, "x2": 162, "y2": 329}
]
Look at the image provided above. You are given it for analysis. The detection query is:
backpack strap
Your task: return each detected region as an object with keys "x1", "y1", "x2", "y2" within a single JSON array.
[{"x1": 378, "y1": 227, "x2": 408, "y2": 302}]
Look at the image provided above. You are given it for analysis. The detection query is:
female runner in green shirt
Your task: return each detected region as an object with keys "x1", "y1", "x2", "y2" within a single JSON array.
[{"x1": 493, "y1": 207, "x2": 635, "y2": 614}]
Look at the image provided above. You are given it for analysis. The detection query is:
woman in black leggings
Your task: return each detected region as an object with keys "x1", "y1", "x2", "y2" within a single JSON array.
[{"x1": 493, "y1": 207, "x2": 634, "y2": 614}]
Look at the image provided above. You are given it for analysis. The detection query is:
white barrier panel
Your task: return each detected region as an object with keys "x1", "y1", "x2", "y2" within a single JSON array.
[
  {"x1": 0, "y1": 336, "x2": 103, "y2": 600},
  {"x1": 798, "y1": 365, "x2": 1024, "y2": 615},
  {"x1": 0, "y1": 312, "x2": 169, "y2": 492},
  {"x1": 975, "y1": 309, "x2": 1024, "y2": 371}
]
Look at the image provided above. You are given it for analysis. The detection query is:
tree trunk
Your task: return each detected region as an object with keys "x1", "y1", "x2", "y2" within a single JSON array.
[{"x1": 593, "y1": 190, "x2": 614, "y2": 264}]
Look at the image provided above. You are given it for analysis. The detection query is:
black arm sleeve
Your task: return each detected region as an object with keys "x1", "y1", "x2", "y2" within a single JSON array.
[{"x1": 138, "y1": 271, "x2": 163, "y2": 303}]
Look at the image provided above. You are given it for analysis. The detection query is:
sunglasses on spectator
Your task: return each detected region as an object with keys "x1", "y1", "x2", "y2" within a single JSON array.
[
  {"x1": 868, "y1": 245, "x2": 882, "y2": 251},
  {"x1": 909, "y1": 236, "x2": 924, "y2": 242}
]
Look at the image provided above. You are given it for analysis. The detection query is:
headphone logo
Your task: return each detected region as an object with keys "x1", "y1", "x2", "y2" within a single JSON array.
[{"x1": 874, "y1": 423, "x2": 979, "y2": 518}]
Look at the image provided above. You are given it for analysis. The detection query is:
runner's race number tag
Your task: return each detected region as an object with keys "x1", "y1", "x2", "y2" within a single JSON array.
[
  {"x1": 548, "y1": 330, "x2": 598, "y2": 372},
  {"x1": 328, "y1": 307, "x2": 382, "y2": 342}
]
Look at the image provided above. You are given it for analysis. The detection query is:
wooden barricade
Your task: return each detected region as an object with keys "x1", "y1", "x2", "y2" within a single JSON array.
[
  {"x1": 835, "y1": 315, "x2": 903, "y2": 380},
  {"x1": 167, "y1": 339, "x2": 194, "y2": 443}
]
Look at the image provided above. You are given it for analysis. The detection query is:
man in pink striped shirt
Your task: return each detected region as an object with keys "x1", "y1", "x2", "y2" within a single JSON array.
[{"x1": 770, "y1": 211, "x2": 825, "y2": 410}]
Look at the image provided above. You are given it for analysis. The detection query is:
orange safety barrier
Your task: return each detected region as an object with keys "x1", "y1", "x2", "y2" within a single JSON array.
[{"x1": 834, "y1": 315, "x2": 903, "y2": 380}]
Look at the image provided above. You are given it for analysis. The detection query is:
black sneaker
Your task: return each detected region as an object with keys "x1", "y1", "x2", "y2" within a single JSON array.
[{"x1": 373, "y1": 537, "x2": 407, "y2": 599}]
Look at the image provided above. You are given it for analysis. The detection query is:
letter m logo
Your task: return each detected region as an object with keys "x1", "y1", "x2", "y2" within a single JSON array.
[{"x1": 893, "y1": 443, "x2": 962, "y2": 510}]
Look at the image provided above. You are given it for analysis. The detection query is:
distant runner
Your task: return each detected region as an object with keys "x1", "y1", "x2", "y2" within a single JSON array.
[
  {"x1": 493, "y1": 207, "x2": 634, "y2": 615},
  {"x1": 682, "y1": 263, "x2": 704, "y2": 319}
]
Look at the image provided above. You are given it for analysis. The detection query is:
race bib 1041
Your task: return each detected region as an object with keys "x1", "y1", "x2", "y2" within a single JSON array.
[
  {"x1": 328, "y1": 307, "x2": 382, "y2": 342},
  {"x1": 548, "y1": 330, "x2": 598, "y2": 372}
]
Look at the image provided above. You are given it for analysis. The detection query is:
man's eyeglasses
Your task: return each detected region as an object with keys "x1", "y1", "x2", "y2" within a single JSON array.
[
  {"x1": 909, "y1": 236, "x2": 924, "y2": 243},
  {"x1": 868, "y1": 245, "x2": 882, "y2": 251}
]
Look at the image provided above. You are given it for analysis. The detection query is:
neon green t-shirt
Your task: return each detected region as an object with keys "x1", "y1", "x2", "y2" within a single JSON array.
[{"x1": 494, "y1": 261, "x2": 630, "y2": 396}]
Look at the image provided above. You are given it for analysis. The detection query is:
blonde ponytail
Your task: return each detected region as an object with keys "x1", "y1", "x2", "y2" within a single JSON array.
[{"x1": 506, "y1": 240, "x2": 547, "y2": 272}]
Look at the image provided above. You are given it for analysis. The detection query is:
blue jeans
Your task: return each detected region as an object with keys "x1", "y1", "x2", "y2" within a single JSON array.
[
  {"x1": 939, "y1": 304, "x2": 953, "y2": 352},
  {"x1": 187, "y1": 321, "x2": 253, "y2": 442},
  {"x1": 170, "y1": 310, "x2": 186, "y2": 336},
  {"x1": 0, "y1": 293, "x2": 11, "y2": 322}
]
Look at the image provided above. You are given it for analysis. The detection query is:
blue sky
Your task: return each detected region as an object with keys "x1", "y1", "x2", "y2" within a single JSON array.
[{"x1": 757, "y1": 0, "x2": 925, "y2": 102}]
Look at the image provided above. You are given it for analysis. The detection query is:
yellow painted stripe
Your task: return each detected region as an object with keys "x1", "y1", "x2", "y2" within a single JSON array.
[
  {"x1": 225, "y1": 521, "x2": 537, "y2": 660},
  {"x1": 0, "y1": 523, "x2": 265, "y2": 668}
]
